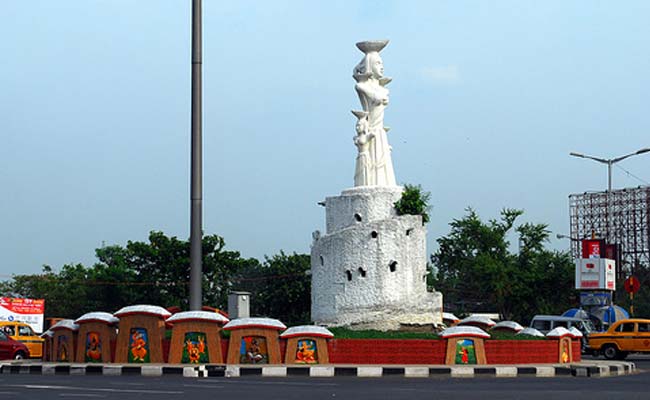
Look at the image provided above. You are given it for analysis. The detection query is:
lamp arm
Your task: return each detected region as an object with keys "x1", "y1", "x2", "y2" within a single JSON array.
[
  {"x1": 574, "y1": 153, "x2": 609, "y2": 164},
  {"x1": 611, "y1": 149, "x2": 648, "y2": 163}
]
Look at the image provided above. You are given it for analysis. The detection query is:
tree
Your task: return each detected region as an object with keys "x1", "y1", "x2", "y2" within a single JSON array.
[
  {"x1": 94, "y1": 231, "x2": 259, "y2": 310},
  {"x1": 431, "y1": 208, "x2": 576, "y2": 322},
  {"x1": 234, "y1": 252, "x2": 311, "y2": 325},
  {"x1": 2, "y1": 232, "x2": 260, "y2": 318},
  {"x1": 9, "y1": 264, "x2": 92, "y2": 319}
]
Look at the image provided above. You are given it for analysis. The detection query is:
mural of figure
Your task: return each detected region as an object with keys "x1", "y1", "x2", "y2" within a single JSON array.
[
  {"x1": 295, "y1": 339, "x2": 318, "y2": 364},
  {"x1": 239, "y1": 336, "x2": 268, "y2": 364},
  {"x1": 85, "y1": 332, "x2": 102, "y2": 362},
  {"x1": 57, "y1": 336, "x2": 68, "y2": 362},
  {"x1": 247, "y1": 338, "x2": 264, "y2": 363},
  {"x1": 353, "y1": 40, "x2": 396, "y2": 187},
  {"x1": 352, "y1": 110, "x2": 375, "y2": 186},
  {"x1": 182, "y1": 332, "x2": 209, "y2": 364},
  {"x1": 129, "y1": 328, "x2": 149, "y2": 363},
  {"x1": 455, "y1": 339, "x2": 477, "y2": 364}
]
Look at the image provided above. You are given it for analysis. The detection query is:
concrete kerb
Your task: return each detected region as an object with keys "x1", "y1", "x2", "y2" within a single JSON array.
[{"x1": 0, "y1": 361, "x2": 637, "y2": 379}]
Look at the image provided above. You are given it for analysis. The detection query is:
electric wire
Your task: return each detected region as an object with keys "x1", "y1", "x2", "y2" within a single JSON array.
[{"x1": 615, "y1": 164, "x2": 650, "y2": 186}]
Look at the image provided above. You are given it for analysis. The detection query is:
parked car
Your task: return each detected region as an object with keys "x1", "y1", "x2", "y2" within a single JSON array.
[
  {"x1": 529, "y1": 315, "x2": 595, "y2": 335},
  {"x1": 587, "y1": 318, "x2": 650, "y2": 360},
  {"x1": 0, "y1": 321, "x2": 44, "y2": 358},
  {"x1": 0, "y1": 330, "x2": 30, "y2": 360}
]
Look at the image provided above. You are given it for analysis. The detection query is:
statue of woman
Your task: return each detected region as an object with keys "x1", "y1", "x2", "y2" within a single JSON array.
[
  {"x1": 352, "y1": 110, "x2": 375, "y2": 186},
  {"x1": 352, "y1": 40, "x2": 397, "y2": 187}
]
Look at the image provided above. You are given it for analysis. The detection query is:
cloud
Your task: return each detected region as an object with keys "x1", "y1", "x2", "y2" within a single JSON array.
[{"x1": 420, "y1": 65, "x2": 461, "y2": 85}]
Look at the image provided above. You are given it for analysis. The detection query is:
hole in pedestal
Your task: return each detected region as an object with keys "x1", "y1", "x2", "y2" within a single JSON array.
[
  {"x1": 371, "y1": 231, "x2": 378, "y2": 239},
  {"x1": 345, "y1": 270, "x2": 352, "y2": 281},
  {"x1": 358, "y1": 268, "x2": 366, "y2": 278},
  {"x1": 354, "y1": 213, "x2": 362, "y2": 222},
  {"x1": 389, "y1": 261, "x2": 398, "y2": 272},
  {"x1": 319, "y1": 255, "x2": 324, "y2": 266},
  {"x1": 406, "y1": 228, "x2": 413, "y2": 236}
]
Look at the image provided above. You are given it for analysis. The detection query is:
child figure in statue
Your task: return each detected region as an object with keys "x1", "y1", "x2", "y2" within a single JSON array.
[
  {"x1": 352, "y1": 110, "x2": 375, "y2": 186},
  {"x1": 352, "y1": 40, "x2": 396, "y2": 187}
]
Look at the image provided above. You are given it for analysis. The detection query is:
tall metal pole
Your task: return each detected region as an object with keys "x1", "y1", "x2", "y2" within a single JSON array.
[
  {"x1": 607, "y1": 162, "x2": 612, "y2": 193},
  {"x1": 189, "y1": 0, "x2": 203, "y2": 310}
]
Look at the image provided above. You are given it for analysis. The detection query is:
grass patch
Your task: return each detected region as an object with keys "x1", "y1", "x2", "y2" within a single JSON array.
[
  {"x1": 328, "y1": 327, "x2": 440, "y2": 340},
  {"x1": 327, "y1": 327, "x2": 546, "y2": 340},
  {"x1": 488, "y1": 330, "x2": 546, "y2": 340}
]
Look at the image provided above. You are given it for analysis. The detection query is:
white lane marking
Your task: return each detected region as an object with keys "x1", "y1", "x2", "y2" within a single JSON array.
[
  {"x1": 182, "y1": 384, "x2": 225, "y2": 389},
  {"x1": 8, "y1": 384, "x2": 182, "y2": 394},
  {"x1": 216, "y1": 380, "x2": 339, "y2": 387},
  {"x1": 108, "y1": 382, "x2": 146, "y2": 386}
]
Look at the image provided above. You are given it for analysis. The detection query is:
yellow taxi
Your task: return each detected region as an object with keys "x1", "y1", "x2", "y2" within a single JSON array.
[
  {"x1": 587, "y1": 318, "x2": 650, "y2": 360},
  {"x1": 0, "y1": 321, "x2": 44, "y2": 358}
]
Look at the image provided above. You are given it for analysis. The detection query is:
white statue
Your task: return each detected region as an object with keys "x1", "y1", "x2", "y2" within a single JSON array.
[
  {"x1": 352, "y1": 110, "x2": 375, "y2": 186},
  {"x1": 352, "y1": 40, "x2": 397, "y2": 187}
]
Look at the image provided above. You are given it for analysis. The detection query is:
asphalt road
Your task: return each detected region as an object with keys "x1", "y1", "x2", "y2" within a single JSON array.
[
  {"x1": 0, "y1": 354, "x2": 647, "y2": 400},
  {"x1": 0, "y1": 366, "x2": 648, "y2": 400}
]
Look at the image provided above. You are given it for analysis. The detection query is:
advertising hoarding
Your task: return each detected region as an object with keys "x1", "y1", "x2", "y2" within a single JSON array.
[
  {"x1": 574, "y1": 258, "x2": 616, "y2": 291},
  {"x1": 0, "y1": 297, "x2": 45, "y2": 333}
]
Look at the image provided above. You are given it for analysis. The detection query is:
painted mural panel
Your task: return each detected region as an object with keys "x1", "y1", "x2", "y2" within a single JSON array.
[
  {"x1": 57, "y1": 335, "x2": 69, "y2": 362},
  {"x1": 239, "y1": 336, "x2": 268, "y2": 364},
  {"x1": 182, "y1": 332, "x2": 209, "y2": 364},
  {"x1": 455, "y1": 339, "x2": 477, "y2": 364},
  {"x1": 560, "y1": 339, "x2": 570, "y2": 363},
  {"x1": 129, "y1": 327, "x2": 150, "y2": 363},
  {"x1": 85, "y1": 332, "x2": 102, "y2": 362},
  {"x1": 295, "y1": 339, "x2": 318, "y2": 364}
]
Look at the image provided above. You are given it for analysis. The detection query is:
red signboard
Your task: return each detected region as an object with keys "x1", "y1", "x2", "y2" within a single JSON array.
[
  {"x1": 582, "y1": 239, "x2": 605, "y2": 259},
  {"x1": 0, "y1": 297, "x2": 44, "y2": 314}
]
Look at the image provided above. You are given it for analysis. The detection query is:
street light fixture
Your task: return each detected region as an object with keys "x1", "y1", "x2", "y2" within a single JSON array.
[
  {"x1": 556, "y1": 233, "x2": 579, "y2": 242},
  {"x1": 569, "y1": 147, "x2": 650, "y2": 192}
]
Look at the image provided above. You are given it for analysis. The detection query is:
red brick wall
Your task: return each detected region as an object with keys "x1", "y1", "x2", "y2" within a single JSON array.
[
  {"x1": 328, "y1": 339, "x2": 447, "y2": 364},
  {"x1": 572, "y1": 339, "x2": 582, "y2": 362},
  {"x1": 484, "y1": 340, "x2": 581, "y2": 364},
  {"x1": 485, "y1": 340, "x2": 558, "y2": 364},
  {"x1": 167, "y1": 337, "x2": 581, "y2": 364}
]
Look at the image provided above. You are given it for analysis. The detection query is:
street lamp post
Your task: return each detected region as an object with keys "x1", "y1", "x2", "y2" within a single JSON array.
[
  {"x1": 569, "y1": 148, "x2": 650, "y2": 193},
  {"x1": 189, "y1": 0, "x2": 203, "y2": 311}
]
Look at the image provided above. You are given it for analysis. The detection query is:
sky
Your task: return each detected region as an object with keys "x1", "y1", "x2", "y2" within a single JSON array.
[{"x1": 1, "y1": 1, "x2": 649, "y2": 278}]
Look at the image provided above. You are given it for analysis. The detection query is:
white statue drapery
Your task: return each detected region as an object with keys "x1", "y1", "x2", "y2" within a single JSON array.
[{"x1": 352, "y1": 40, "x2": 397, "y2": 187}]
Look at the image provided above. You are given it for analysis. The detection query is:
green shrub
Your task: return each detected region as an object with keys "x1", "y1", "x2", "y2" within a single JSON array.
[{"x1": 394, "y1": 184, "x2": 431, "y2": 224}]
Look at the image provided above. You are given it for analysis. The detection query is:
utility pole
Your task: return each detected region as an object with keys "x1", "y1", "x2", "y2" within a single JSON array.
[{"x1": 189, "y1": 0, "x2": 203, "y2": 310}]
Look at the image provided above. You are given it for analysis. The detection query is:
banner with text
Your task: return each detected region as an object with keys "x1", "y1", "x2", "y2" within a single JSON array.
[{"x1": 0, "y1": 297, "x2": 45, "y2": 333}]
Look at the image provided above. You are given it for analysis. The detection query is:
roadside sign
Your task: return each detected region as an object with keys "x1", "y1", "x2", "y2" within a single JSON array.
[
  {"x1": 0, "y1": 297, "x2": 45, "y2": 333},
  {"x1": 624, "y1": 276, "x2": 641, "y2": 294}
]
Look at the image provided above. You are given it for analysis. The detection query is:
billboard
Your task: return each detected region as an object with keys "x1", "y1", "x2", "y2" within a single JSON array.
[
  {"x1": 574, "y1": 258, "x2": 616, "y2": 291},
  {"x1": 0, "y1": 297, "x2": 45, "y2": 333}
]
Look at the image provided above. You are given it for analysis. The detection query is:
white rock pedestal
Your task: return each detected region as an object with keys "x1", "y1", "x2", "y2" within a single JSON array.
[{"x1": 311, "y1": 186, "x2": 442, "y2": 330}]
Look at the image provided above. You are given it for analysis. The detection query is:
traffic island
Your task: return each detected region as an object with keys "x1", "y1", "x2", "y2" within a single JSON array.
[{"x1": 0, "y1": 361, "x2": 636, "y2": 378}]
